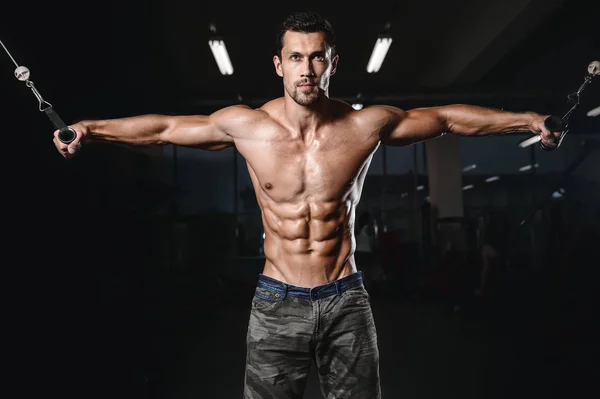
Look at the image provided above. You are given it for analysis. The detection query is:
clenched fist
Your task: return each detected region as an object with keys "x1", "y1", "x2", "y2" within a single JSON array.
[{"x1": 53, "y1": 122, "x2": 89, "y2": 159}]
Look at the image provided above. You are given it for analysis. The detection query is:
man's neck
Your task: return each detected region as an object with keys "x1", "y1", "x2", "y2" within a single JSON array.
[{"x1": 283, "y1": 90, "x2": 331, "y2": 134}]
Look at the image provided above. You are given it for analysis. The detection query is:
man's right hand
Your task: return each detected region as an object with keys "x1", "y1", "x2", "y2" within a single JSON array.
[{"x1": 53, "y1": 122, "x2": 88, "y2": 159}]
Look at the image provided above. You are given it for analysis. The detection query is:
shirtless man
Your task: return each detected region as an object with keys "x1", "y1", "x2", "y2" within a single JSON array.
[{"x1": 53, "y1": 11, "x2": 560, "y2": 399}]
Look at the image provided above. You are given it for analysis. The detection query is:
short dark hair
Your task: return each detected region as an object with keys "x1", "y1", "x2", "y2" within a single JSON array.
[{"x1": 275, "y1": 12, "x2": 336, "y2": 59}]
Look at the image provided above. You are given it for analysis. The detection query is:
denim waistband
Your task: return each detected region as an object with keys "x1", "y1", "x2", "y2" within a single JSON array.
[{"x1": 256, "y1": 271, "x2": 363, "y2": 300}]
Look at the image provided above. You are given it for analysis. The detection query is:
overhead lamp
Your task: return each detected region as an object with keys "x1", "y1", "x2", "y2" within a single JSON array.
[
  {"x1": 518, "y1": 163, "x2": 539, "y2": 172},
  {"x1": 208, "y1": 23, "x2": 234, "y2": 75},
  {"x1": 587, "y1": 105, "x2": 600, "y2": 117},
  {"x1": 552, "y1": 188, "x2": 566, "y2": 198},
  {"x1": 366, "y1": 23, "x2": 392, "y2": 73},
  {"x1": 352, "y1": 93, "x2": 364, "y2": 110}
]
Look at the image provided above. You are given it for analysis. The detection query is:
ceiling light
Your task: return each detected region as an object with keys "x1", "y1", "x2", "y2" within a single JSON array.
[
  {"x1": 209, "y1": 39, "x2": 233, "y2": 75},
  {"x1": 366, "y1": 25, "x2": 392, "y2": 74},
  {"x1": 518, "y1": 163, "x2": 539, "y2": 172},
  {"x1": 208, "y1": 23, "x2": 233, "y2": 75}
]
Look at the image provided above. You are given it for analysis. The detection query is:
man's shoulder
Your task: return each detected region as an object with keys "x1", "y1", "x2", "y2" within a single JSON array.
[
  {"x1": 215, "y1": 100, "x2": 281, "y2": 138},
  {"x1": 218, "y1": 103, "x2": 272, "y2": 124},
  {"x1": 358, "y1": 104, "x2": 407, "y2": 117},
  {"x1": 256, "y1": 97, "x2": 285, "y2": 115},
  {"x1": 347, "y1": 104, "x2": 407, "y2": 129}
]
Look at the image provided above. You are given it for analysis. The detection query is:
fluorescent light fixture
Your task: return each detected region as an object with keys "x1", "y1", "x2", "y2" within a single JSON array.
[
  {"x1": 209, "y1": 39, "x2": 234, "y2": 75},
  {"x1": 519, "y1": 135, "x2": 542, "y2": 148},
  {"x1": 352, "y1": 103, "x2": 363, "y2": 110},
  {"x1": 485, "y1": 176, "x2": 500, "y2": 183},
  {"x1": 518, "y1": 163, "x2": 539, "y2": 172},
  {"x1": 463, "y1": 184, "x2": 474, "y2": 191},
  {"x1": 587, "y1": 105, "x2": 600, "y2": 117},
  {"x1": 366, "y1": 36, "x2": 392, "y2": 73},
  {"x1": 552, "y1": 187, "x2": 566, "y2": 198},
  {"x1": 462, "y1": 164, "x2": 477, "y2": 172}
]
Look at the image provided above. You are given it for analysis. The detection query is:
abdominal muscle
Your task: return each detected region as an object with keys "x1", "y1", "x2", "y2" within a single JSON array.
[{"x1": 259, "y1": 199, "x2": 358, "y2": 288}]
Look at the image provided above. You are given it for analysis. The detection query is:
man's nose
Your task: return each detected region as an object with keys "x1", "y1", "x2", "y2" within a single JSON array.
[{"x1": 301, "y1": 60, "x2": 315, "y2": 77}]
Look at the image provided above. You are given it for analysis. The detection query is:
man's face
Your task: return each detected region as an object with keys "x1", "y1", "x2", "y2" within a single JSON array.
[{"x1": 273, "y1": 31, "x2": 338, "y2": 106}]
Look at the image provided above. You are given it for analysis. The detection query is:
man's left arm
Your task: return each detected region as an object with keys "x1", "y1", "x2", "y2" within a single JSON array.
[{"x1": 375, "y1": 104, "x2": 560, "y2": 148}]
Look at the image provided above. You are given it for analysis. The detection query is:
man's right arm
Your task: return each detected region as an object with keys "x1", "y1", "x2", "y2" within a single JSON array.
[{"x1": 54, "y1": 105, "x2": 259, "y2": 157}]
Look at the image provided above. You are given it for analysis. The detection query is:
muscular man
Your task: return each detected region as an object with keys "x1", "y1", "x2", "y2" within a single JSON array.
[{"x1": 53, "y1": 11, "x2": 560, "y2": 399}]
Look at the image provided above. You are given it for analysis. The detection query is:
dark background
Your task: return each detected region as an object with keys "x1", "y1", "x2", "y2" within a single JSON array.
[{"x1": 2, "y1": 0, "x2": 599, "y2": 398}]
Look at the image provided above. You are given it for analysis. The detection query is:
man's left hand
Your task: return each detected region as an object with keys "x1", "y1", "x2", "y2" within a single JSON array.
[{"x1": 530, "y1": 115, "x2": 562, "y2": 149}]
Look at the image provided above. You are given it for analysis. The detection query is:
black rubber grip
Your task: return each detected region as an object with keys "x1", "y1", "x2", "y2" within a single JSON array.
[
  {"x1": 43, "y1": 107, "x2": 76, "y2": 144},
  {"x1": 539, "y1": 115, "x2": 564, "y2": 151},
  {"x1": 544, "y1": 115, "x2": 564, "y2": 132},
  {"x1": 58, "y1": 127, "x2": 76, "y2": 144}
]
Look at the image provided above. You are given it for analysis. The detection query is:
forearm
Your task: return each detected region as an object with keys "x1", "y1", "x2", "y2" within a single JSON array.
[
  {"x1": 81, "y1": 114, "x2": 173, "y2": 145},
  {"x1": 440, "y1": 104, "x2": 538, "y2": 136}
]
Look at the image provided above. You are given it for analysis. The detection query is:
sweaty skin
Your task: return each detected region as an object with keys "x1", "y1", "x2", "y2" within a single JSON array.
[
  {"x1": 53, "y1": 31, "x2": 560, "y2": 288},
  {"x1": 236, "y1": 99, "x2": 381, "y2": 287}
]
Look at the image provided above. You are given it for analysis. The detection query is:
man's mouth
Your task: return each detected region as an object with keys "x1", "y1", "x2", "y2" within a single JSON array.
[{"x1": 298, "y1": 83, "x2": 316, "y2": 90}]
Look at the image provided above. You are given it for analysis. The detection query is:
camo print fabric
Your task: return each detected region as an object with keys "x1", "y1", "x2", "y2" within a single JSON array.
[{"x1": 243, "y1": 275, "x2": 381, "y2": 399}]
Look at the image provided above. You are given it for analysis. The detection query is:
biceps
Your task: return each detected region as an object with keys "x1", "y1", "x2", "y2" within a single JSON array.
[
  {"x1": 382, "y1": 108, "x2": 447, "y2": 145},
  {"x1": 163, "y1": 115, "x2": 234, "y2": 150}
]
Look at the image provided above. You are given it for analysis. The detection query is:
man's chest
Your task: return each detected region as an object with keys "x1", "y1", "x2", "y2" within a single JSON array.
[{"x1": 236, "y1": 130, "x2": 379, "y2": 202}]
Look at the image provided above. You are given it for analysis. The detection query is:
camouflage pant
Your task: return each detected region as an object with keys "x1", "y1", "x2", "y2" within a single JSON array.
[{"x1": 244, "y1": 271, "x2": 381, "y2": 399}]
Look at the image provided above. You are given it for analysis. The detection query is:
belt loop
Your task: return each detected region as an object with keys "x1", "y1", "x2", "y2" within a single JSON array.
[{"x1": 334, "y1": 280, "x2": 340, "y2": 296}]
